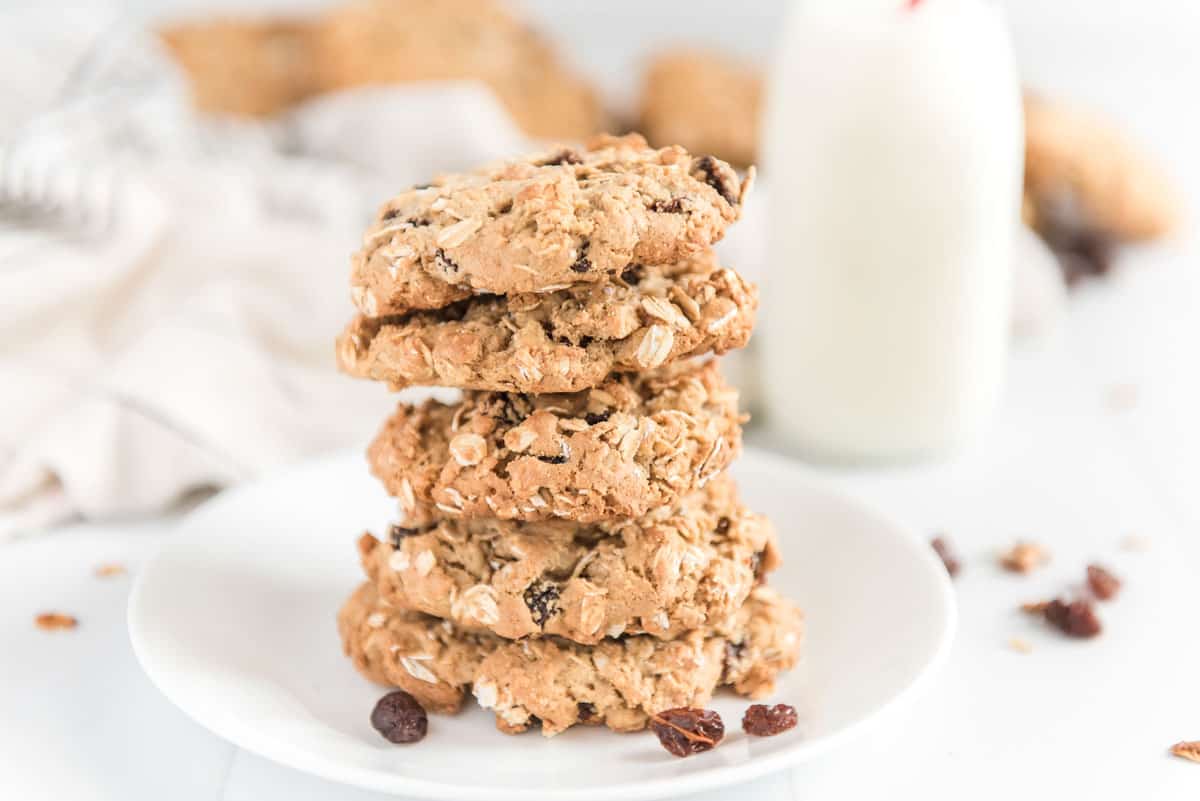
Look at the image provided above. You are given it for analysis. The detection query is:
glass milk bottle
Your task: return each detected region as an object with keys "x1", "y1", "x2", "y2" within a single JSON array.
[{"x1": 760, "y1": 0, "x2": 1023, "y2": 462}]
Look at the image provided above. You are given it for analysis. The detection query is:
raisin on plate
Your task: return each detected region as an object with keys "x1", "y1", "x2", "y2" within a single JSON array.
[
  {"x1": 742, "y1": 704, "x2": 798, "y2": 737},
  {"x1": 371, "y1": 690, "x2": 428, "y2": 744},
  {"x1": 649, "y1": 708, "x2": 725, "y2": 757}
]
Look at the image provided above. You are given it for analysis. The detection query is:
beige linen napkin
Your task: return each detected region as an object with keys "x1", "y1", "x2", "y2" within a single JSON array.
[{"x1": 0, "y1": 14, "x2": 531, "y2": 537}]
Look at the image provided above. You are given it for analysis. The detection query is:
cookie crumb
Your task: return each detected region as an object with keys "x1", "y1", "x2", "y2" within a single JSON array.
[
  {"x1": 1086, "y1": 564, "x2": 1122, "y2": 601},
  {"x1": 94, "y1": 563, "x2": 127, "y2": 578},
  {"x1": 1170, "y1": 741, "x2": 1200, "y2": 764},
  {"x1": 1008, "y1": 637, "x2": 1033, "y2": 654},
  {"x1": 930, "y1": 536, "x2": 961, "y2": 578},
  {"x1": 1104, "y1": 383, "x2": 1139, "y2": 413},
  {"x1": 1120, "y1": 534, "x2": 1151, "y2": 552},
  {"x1": 35, "y1": 613, "x2": 77, "y2": 631},
  {"x1": 999, "y1": 541, "x2": 1049, "y2": 574}
]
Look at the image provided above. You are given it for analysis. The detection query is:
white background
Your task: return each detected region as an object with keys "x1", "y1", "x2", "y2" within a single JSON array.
[{"x1": 3, "y1": 1, "x2": 1200, "y2": 799}]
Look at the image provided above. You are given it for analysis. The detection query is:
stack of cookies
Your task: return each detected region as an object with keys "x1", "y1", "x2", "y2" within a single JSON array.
[{"x1": 334, "y1": 134, "x2": 803, "y2": 737}]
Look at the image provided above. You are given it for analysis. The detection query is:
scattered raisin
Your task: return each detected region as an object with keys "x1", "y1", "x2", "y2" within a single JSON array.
[
  {"x1": 742, "y1": 704, "x2": 798, "y2": 737},
  {"x1": 538, "y1": 149, "x2": 582, "y2": 167},
  {"x1": 571, "y1": 240, "x2": 591, "y2": 273},
  {"x1": 650, "y1": 708, "x2": 725, "y2": 757},
  {"x1": 381, "y1": 208, "x2": 400, "y2": 221},
  {"x1": 930, "y1": 536, "x2": 961, "y2": 578},
  {"x1": 577, "y1": 702, "x2": 597, "y2": 722},
  {"x1": 716, "y1": 516, "x2": 731, "y2": 535},
  {"x1": 690, "y1": 155, "x2": 739, "y2": 205},
  {"x1": 496, "y1": 200, "x2": 513, "y2": 214},
  {"x1": 370, "y1": 691, "x2": 428, "y2": 744},
  {"x1": 584, "y1": 410, "x2": 611, "y2": 425},
  {"x1": 523, "y1": 581, "x2": 560, "y2": 627},
  {"x1": 1086, "y1": 564, "x2": 1121, "y2": 600},
  {"x1": 1043, "y1": 598, "x2": 1102, "y2": 638},
  {"x1": 620, "y1": 263, "x2": 644, "y2": 284},
  {"x1": 412, "y1": 182, "x2": 433, "y2": 190},
  {"x1": 650, "y1": 197, "x2": 686, "y2": 214},
  {"x1": 406, "y1": 217, "x2": 431, "y2": 227},
  {"x1": 434, "y1": 248, "x2": 459, "y2": 273},
  {"x1": 389, "y1": 525, "x2": 418, "y2": 549}
]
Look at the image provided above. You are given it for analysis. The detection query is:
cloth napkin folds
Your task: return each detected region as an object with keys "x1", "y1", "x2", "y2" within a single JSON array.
[{"x1": 0, "y1": 13, "x2": 533, "y2": 538}]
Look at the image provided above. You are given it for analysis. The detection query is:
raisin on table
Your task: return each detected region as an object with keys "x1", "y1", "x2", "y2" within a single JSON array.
[
  {"x1": 1086, "y1": 564, "x2": 1122, "y2": 600},
  {"x1": 1043, "y1": 598, "x2": 1102, "y2": 638}
]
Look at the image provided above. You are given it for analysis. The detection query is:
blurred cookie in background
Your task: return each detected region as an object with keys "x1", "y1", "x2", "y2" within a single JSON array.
[
  {"x1": 638, "y1": 49, "x2": 762, "y2": 169},
  {"x1": 159, "y1": 0, "x2": 605, "y2": 142},
  {"x1": 159, "y1": 18, "x2": 320, "y2": 118},
  {"x1": 314, "y1": 0, "x2": 604, "y2": 141},
  {"x1": 1023, "y1": 94, "x2": 1180, "y2": 284}
]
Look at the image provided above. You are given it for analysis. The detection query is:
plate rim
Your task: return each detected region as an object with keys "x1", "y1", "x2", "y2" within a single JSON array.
[{"x1": 128, "y1": 447, "x2": 957, "y2": 801}]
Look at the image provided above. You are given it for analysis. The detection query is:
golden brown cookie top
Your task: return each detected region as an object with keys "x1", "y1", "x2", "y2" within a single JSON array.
[{"x1": 350, "y1": 134, "x2": 751, "y2": 316}]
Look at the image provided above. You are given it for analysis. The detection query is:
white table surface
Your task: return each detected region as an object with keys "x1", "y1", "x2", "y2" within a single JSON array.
[{"x1": 4, "y1": 1, "x2": 1200, "y2": 799}]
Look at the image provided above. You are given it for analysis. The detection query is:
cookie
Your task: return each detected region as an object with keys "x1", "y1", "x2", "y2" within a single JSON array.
[
  {"x1": 367, "y1": 360, "x2": 742, "y2": 524},
  {"x1": 639, "y1": 49, "x2": 763, "y2": 168},
  {"x1": 357, "y1": 474, "x2": 779, "y2": 644},
  {"x1": 1024, "y1": 95, "x2": 1178, "y2": 246},
  {"x1": 340, "y1": 582, "x2": 496, "y2": 715},
  {"x1": 494, "y1": 32, "x2": 604, "y2": 142},
  {"x1": 315, "y1": 0, "x2": 602, "y2": 141},
  {"x1": 349, "y1": 133, "x2": 750, "y2": 317},
  {"x1": 338, "y1": 581, "x2": 803, "y2": 736},
  {"x1": 337, "y1": 254, "x2": 757, "y2": 393},
  {"x1": 159, "y1": 18, "x2": 319, "y2": 118}
]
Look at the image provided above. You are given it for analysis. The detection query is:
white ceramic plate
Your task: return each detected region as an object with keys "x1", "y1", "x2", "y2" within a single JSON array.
[{"x1": 129, "y1": 448, "x2": 955, "y2": 801}]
